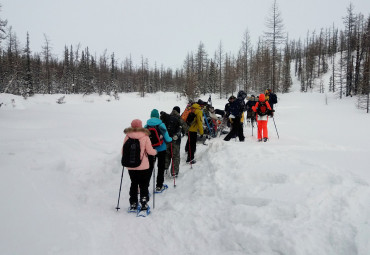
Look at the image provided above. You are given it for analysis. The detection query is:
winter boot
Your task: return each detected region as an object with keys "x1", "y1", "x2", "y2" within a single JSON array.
[
  {"x1": 128, "y1": 202, "x2": 138, "y2": 213},
  {"x1": 140, "y1": 197, "x2": 148, "y2": 211}
]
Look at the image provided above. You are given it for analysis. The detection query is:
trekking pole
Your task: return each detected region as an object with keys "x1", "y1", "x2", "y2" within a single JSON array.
[
  {"x1": 251, "y1": 118, "x2": 254, "y2": 137},
  {"x1": 170, "y1": 143, "x2": 176, "y2": 188},
  {"x1": 115, "y1": 167, "x2": 124, "y2": 211},
  {"x1": 272, "y1": 116, "x2": 280, "y2": 139},
  {"x1": 152, "y1": 157, "x2": 156, "y2": 209}
]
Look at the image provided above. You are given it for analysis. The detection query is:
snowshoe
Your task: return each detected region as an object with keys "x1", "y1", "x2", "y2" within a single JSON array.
[
  {"x1": 155, "y1": 184, "x2": 168, "y2": 193},
  {"x1": 137, "y1": 204, "x2": 150, "y2": 217}
]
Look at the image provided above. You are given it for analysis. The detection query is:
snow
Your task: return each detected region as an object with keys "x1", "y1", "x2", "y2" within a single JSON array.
[{"x1": 1, "y1": 88, "x2": 370, "y2": 255}]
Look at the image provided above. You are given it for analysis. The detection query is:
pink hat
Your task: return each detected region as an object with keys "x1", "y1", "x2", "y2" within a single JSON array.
[{"x1": 131, "y1": 119, "x2": 142, "y2": 128}]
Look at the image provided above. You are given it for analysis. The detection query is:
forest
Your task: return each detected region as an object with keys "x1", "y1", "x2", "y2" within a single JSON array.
[{"x1": 0, "y1": 2, "x2": 369, "y2": 110}]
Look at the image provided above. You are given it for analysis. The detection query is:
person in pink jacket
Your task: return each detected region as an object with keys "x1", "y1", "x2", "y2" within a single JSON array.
[{"x1": 123, "y1": 119, "x2": 157, "y2": 211}]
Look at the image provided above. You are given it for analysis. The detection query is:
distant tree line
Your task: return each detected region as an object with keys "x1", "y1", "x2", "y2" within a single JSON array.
[
  {"x1": 289, "y1": 4, "x2": 370, "y2": 111},
  {"x1": 0, "y1": 2, "x2": 369, "y2": 111}
]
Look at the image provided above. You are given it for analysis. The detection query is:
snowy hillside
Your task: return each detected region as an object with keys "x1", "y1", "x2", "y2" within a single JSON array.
[{"x1": 1, "y1": 89, "x2": 370, "y2": 255}]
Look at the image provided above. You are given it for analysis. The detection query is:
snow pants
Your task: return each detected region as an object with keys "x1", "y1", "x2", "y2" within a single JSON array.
[
  {"x1": 148, "y1": 150, "x2": 166, "y2": 189},
  {"x1": 257, "y1": 120, "x2": 268, "y2": 140},
  {"x1": 165, "y1": 141, "x2": 181, "y2": 176},
  {"x1": 185, "y1": 131, "x2": 198, "y2": 161},
  {"x1": 224, "y1": 117, "x2": 245, "y2": 142},
  {"x1": 128, "y1": 169, "x2": 151, "y2": 204}
]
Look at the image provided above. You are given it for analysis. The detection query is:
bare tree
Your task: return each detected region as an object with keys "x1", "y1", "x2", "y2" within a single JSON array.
[
  {"x1": 241, "y1": 29, "x2": 251, "y2": 93},
  {"x1": 217, "y1": 41, "x2": 224, "y2": 98},
  {"x1": 264, "y1": 0, "x2": 285, "y2": 92},
  {"x1": 0, "y1": 4, "x2": 7, "y2": 46},
  {"x1": 42, "y1": 34, "x2": 52, "y2": 94}
]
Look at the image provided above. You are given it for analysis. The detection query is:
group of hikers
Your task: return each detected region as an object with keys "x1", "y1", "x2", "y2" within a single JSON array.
[{"x1": 120, "y1": 89, "x2": 277, "y2": 214}]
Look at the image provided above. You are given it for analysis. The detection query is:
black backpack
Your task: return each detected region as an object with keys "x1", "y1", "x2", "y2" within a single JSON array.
[
  {"x1": 186, "y1": 111, "x2": 196, "y2": 126},
  {"x1": 148, "y1": 125, "x2": 164, "y2": 147},
  {"x1": 162, "y1": 113, "x2": 180, "y2": 137},
  {"x1": 229, "y1": 98, "x2": 245, "y2": 118},
  {"x1": 121, "y1": 138, "x2": 141, "y2": 168},
  {"x1": 270, "y1": 93, "x2": 278, "y2": 104},
  {"x1": 257, "y1": 102, "x2": 269, "y2": 116}
]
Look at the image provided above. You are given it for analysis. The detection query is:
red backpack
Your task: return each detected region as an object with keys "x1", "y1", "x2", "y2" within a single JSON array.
[
  {"x1": 148, "y1": 125, "x2": 163, "y2": 147},
  {"x1": 257, "y1": 102, "x2": 268, "y2": 116}
]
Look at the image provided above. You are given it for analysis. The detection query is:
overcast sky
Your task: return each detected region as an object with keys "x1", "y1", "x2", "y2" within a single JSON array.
[{"x1": 1, "y1": 0, "x2": 370, "y2": 69}]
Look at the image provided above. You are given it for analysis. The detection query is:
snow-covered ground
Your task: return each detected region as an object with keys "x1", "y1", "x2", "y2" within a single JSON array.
[{"x1": 1, "y1": 86, "x2": 370, "y2": 254}]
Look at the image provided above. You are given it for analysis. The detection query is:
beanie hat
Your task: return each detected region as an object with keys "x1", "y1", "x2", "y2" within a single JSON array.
[
  {"x1": 151, "y1": 109, "x2": 159, "y2": 118},
  {"x1": 173, "y1": 106, "x2": 180, "y2": 114},
  {"x1": 131, "y1": 119, "x2": 142, "y2": 128}
]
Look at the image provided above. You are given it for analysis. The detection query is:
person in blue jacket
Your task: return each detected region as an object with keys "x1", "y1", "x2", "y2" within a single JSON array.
[{"x1": 145, "y1": 109, "x2": 172, "y2": 192}]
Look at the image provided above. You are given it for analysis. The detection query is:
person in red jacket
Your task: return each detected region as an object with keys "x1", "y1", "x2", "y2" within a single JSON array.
[{"x1": 252, "y1": 93, "x2": 273, "y2": 142}]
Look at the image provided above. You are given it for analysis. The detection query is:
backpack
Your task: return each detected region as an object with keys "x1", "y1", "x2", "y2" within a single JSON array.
[
  {"x1": 181, "y1": 107, "x2": 196, "y2": 126},
  {"x1": 148, "y1": 125, "x2": 164, "y2": 147},
  {"x1": 257, "y1": 102, "x2": 269, "y2": 116},
  {"x1": 270, "y1": 93, "x2": 278, "y2": 104},
  {"x1": 186, "y1": 111, "x2": 196, "y2": 126},
  {"x1": 162, "y1": 113, "x2": 180, "y2": 137},
  {"x1": 229, "y1": 98, "x2": 245, "y2": 118},
  {"x1": 181, "y1": 107, "x2": 192, "y2": 122},
  {"x1": 121, "y1": 138, "x2": 141, "y2": 168}
]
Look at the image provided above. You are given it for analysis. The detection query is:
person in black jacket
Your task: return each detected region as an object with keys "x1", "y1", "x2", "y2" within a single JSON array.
[
  {"x1": 224, "y1": 91, "x2": 247, "y2": 142},
  {"x1": 265, "y1": 89, "x2": 278, "y2": 110},
  {"x1": 246, "y1": 95, "x2": 258, "y2": 126},
  {"x1": 161, "y1": 107, "x2": 188, "y2": 177},
  {"x1": 224, "y1": 95, "x2": 236, "y2": 128}
]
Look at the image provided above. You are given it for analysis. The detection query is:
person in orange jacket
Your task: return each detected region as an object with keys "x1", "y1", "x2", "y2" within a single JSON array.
[{"x1": 252, "y1": 93, "x2": 273, "y2": 142}]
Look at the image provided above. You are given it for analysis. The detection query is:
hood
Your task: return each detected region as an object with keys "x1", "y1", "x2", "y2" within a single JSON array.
[
  {"x1": 146, "y1": 117, "x2": 163, "y2": 127},
  {"x1": 191, "y1": 103, "x2": 201, "y2": 110},
  {"x1": 124, "y1": 127, "x2": 150, "y2": 139},
  {"x1": 171, "y1": 109, "x2": 180, "y2": 117},
  {"x1": 259, "y1": 94, "x2": 265, "y2": 102}
]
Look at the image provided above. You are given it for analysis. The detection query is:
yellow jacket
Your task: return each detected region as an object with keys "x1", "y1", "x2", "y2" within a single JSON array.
[{"x1": 188, "y1": 104, "x2": 204, "y2": 135}]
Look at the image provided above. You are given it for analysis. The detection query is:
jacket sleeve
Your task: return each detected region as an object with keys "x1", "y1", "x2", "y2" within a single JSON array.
[
  {"x1": 266, "y1": 101, "x2": 272, "y2": 110},
  {"x1": 252, "y1": 102, "x2": 259, "y2": 112},
  {"x1": 179, "y1": 117, "x2": 189, "y2": 134},
  {"x1": 145, "y1": 136, "x2": 157, "y2": 156},
  {"x1": 197, "y1": 111, "x2": 204, "y2": 135},
  {"x1": 159, "y1": 123, "x2": 173, "y2": 143}
]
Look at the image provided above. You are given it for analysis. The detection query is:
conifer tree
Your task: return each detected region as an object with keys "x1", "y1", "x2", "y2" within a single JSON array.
[{"x1": 23, "y1": 32, "x2": 33, "y2": 97}]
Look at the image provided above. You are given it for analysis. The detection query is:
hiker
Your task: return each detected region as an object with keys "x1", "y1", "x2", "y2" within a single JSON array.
[
  {"x1": 145, "y1": 109, "x2": 172, "y2": 192},
  {"x1": 252, "y1": 93, "x2": 273, "y2": 142},
  {"x1": 224, "y1": 90, "x2": 247, "y2": 142},
  {"x1": 265, "y1": 89, "x2": 278, "y2": 110},
  {"x1": 185, "y1": 103, "x2": 204, "y2": 164},
  {"x1": 224, "y1": 95, "x2": 236, "y2": 128},
  {"x1": 161, "y1": 106, "x2": 188, "y2": 177},
  {"x1": 246, "y1": 95, "x2": 258, "y2": 125},
  {"x1": 122, "y1": 119, "x2": 157, "y2": 212}
]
